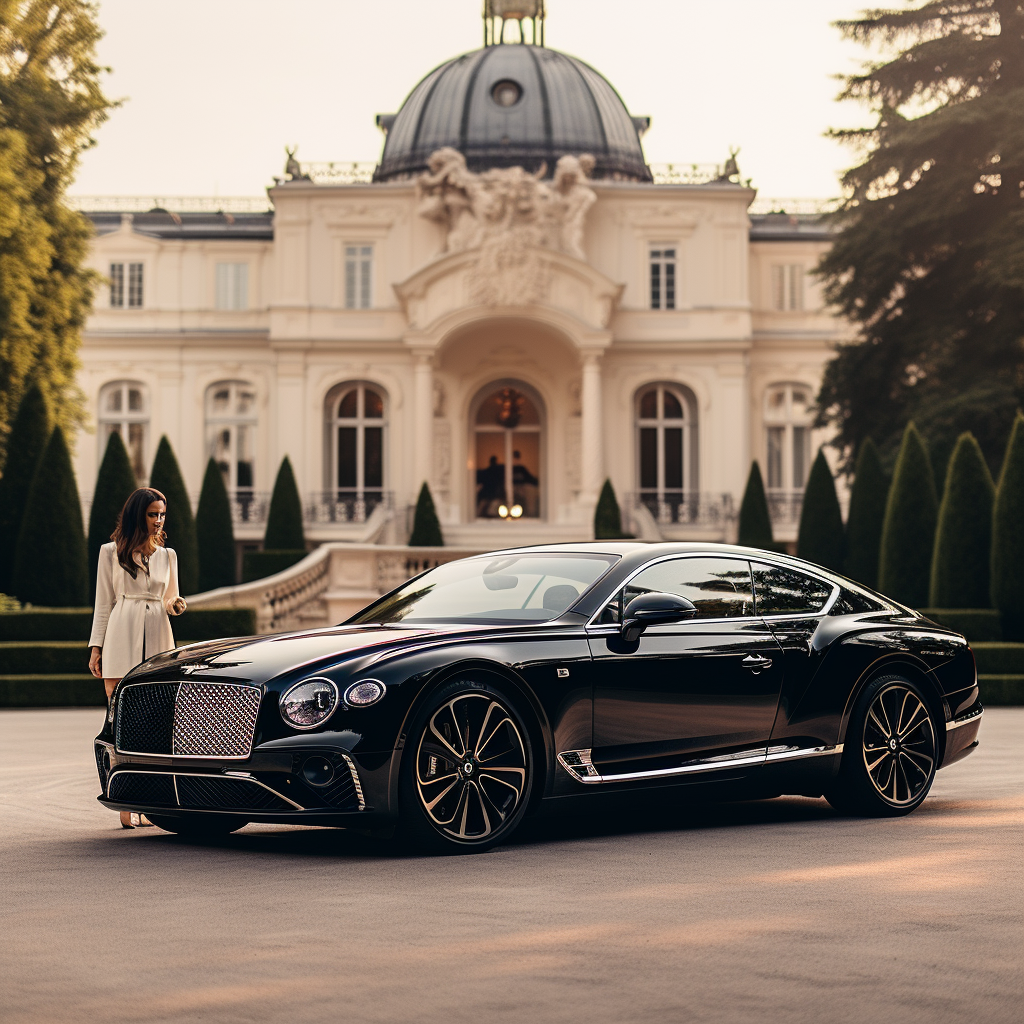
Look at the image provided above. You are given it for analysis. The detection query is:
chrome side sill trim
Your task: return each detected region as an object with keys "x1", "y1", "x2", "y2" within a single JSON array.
[
  {"x1": 946, "y1": 707, "x2": 984, "y2": 732},
  {"x1": 106, "y1": 769, "x2": 304, "y2": 810},
  {"x1": 341, "y1": 754, "x2": 366, "y2": 811},
  {"x1": 764, "y1": 744, "x2": 843, "y2": 763}
]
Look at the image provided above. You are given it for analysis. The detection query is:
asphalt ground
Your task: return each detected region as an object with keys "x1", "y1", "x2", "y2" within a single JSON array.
[{"x1": 1, "y1": 708, "x2": 1021, "y2": 1024}]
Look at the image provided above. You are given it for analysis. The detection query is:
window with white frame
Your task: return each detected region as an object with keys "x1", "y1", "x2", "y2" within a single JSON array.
[
  {"x1": 326, "y1": 383, "x2": 385, "y2": 500},
  {"x1": 765, "y1": 383, "x2": 813, "y2": 491},
  {"x1": 215, "y1": 263, "x2": 249, "y2": 310},
  {"x1": 110, "y1": 262, "x2": 144, "y2": 308},
  {"x1": 344, "y1": 245, "x2": 373, "y2": 309},
  {"x1": 770, "y1": 264, "x2": 804, "y2": 311},
  {"x1": 636, "y1": 384, "x2": 698, "y2": 508},
  {"x1": 98, "y1": 381, "x2": 148, "y2": 482},
  {"x1": 649, "y1": 247, "x2": 677, "y2": 309},
  {"x1": 205, "y1": 381, "x2": 258, "y2": 492}
]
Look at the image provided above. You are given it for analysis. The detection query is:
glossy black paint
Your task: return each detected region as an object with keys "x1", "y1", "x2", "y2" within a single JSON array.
[{"x1": 94, "y1": 542, "x2": 984, "y2": 831}]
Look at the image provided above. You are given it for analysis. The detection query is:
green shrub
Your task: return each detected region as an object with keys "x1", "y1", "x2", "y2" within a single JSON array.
[
  {"x1": 0, "y1": 606, "x2": 254, "y2": 642},
  {"x1": 991, "y1": 412, "x2": 1024, "y2": 640},
  {"x1": 173, "y1": 607, "x2": 256, "y2": 640},
  {"x1": 264, "y1": 456, "x2": 305, "y2": 550},
  {"x1": 409, "y1": 481, "x2": 444, "y2": 546},
  {"x1": 738, "y1": 462, "x2": 778, "y2": 550},
  {"x1": 844, "y1": 438, "x2": 888, "y2": 589},
  {"x1": 0, "y1": 676, "x2": 105, "y2": 708},
  {"x1": 242, "y1": 549, "x2": 306, "y2": 583},
  {"x1": 595, "y1": 478, "x2": 635, "y2": 540},
  {"x1": 920, "y1": 608, "x2": 1001, "y2": 642},
  {"x1": 88, "y1": 430, "x2": 137, "y2": 594},
  {"x1": 929, "y1": 433, "x2": 994, "y2": 608},
  {"x1": 149, "y1": 436, "x2": 199, "y2": 595},
  {"x1": 196, "y1": 458, "x2": 236, "y2": 591},
  {"x1": 797, "y1": 449, "x2": 845, "y2": 571},
  {"x1": 11, "y1": 428, "x2": 89, "y2": 607},
  {"x1": 878, "y1": 423, "x2": 938, "y2": 608},
  {"x1": 0, "y1": 642, "x2": 89, "y2": 674},
  {"x1": 0, "y1": 383, "x2": 49, "y2": 593},
  {"x1": 975, "y1": 676, "x2": 1024, "y2": 706},
  {"x1": 970, "y1": 642, "x2": 1024, "y2": 675}
]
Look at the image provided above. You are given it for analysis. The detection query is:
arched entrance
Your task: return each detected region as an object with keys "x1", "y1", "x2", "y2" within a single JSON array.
[{"x1": 471, "y1": 381, "x2": 543, "y2": 519}]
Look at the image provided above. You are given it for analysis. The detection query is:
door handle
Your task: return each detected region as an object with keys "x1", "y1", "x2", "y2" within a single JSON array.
[{"x1": 741, "y1": 654, "x2": 773, "y2": 672}]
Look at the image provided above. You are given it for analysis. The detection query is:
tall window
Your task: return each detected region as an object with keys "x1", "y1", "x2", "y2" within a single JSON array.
[
  {"x1": 344, "y1": 245, "x2": 373, "y2": 309},
  {"x1": 98, "y1": 381, "x2": 148, "y2": 481},
  {"x1": 215, "y1": 263, "x2": 249, "y2": 310},
  {"x1": 110, "y1": 262, "x2": 144, "y2": 308},
  {"x1": 473, "y1": 385, "x2": 542, "y2": 519},
  {"x1": 771, "y1": 264, "x2": 804, "y2": 311},
  {"x1": 650, "y1": 247, "x2": 676, "y2": 310},
  {"x1": 206, "y1": 381, "x2": 257, "y2": 493},
  {"x1": 327, "y1": 383, "x2": 385, "y2": 502},
  {"x1": 637, "y1": 384, "x2": 697, "y2": 510},
  {"x1": 765, "y1": 384, "x2": 812, "y2": 490}
]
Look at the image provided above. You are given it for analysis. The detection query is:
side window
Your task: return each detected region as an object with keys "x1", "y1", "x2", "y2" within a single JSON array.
[
  {"x1": 830, "y1": 588, "x2": 885, "y2": 615},
  {"x1": 751, "y1": 562, "x2": 833, "y2": 616}
]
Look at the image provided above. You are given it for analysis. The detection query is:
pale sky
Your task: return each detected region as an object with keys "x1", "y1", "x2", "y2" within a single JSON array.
[{"x1": 70, "y1": 0, "x2": 875, "y2": 202}]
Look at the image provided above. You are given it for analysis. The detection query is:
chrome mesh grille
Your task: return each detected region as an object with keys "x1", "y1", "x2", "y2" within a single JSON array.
[
  {"x1": 172, "y1": 683, "x2": 261, "y2": 758},
  {"x1": 108, "y1": 771, "x2": 177, "y2": 806},
  {"x1": 116, "y1": 683, "x2": 177, "y2": 753}
]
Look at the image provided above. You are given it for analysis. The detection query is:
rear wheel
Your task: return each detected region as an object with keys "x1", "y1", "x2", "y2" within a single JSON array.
[
  {"x1": 146, "y1": 813, "x2": 247, "y2": 837},
  {"x1": 826, "y1": 674, "x2": 938, "y2": 817}
]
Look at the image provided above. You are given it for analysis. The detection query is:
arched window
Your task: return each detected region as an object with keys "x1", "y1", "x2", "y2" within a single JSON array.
[
  {"x1": 764, "y1": 383, "x2": 812, "y2": 491},
  {"x1": 472, "y1": 384, "x2": 542, "y2": 519},
  {"x1": 205, "y1": 381, "x2": 257, "y2": 493},
  {"x1": 98, "y1": 381, "x2": 148, "y2": 482},
  {"x1": 636, "y1": 384, "x2": 698, "y2": 513},
  {"x1": 326, "y1": 383, "x2": 385, "y2": 504}
]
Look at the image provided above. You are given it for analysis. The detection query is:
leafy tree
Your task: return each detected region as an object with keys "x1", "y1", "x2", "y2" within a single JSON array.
[
  {"x1": 264, "y1": 456, "x2": 305, "y2": 551},
  {"x1": 815, "y1": 2, "x2": 1024, "y2": 476},
  {"x1": 844, "y1": 438, "x2": 888, "y2": 589},
  {"x1": 0, "y1": 2, "x2": 114, "y2": 465},
  {"x1": 11, "y1": 427, "x2": 88, "y2": 606},
  {"x1": 737, "y1": 462, "x2": 774, "y2": 549},
  {"x1": 930, "y1": 432, "x2": 994, "y2": 608},
  {"x1": 0, "y1": 381, "x2": 48, "y2": 591},
  {"x1": 409, "y1": 481, "x2": 444, "y2": 546},
  {"x1": 148, "y1": 436, "x2": 198, "y2": 595},
  {"x1": 879, "y1": 423, "x2": 938, "y2": 608},
  {"x1": 594, "y1": 479, "x2": 626, "y2": 540},
  {"x1": 992, "y1": 412, "x2": 1024, "y2": 638},
  {"x1": 196, "y1": 457, "x2": 236, "y2": 591},
  {"x1": 797, "y1": 449, "x2": 846, "y2": 571},
  {"x1": 87, "y1": 429, "x2": 135, "y2": 593}
]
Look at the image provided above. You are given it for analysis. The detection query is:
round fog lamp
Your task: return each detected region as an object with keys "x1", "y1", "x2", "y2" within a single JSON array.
[
  {"x1": 345, "y1": 679, "x2": 386, "y2": 707},
  {"x1": 280, "y1": 677, "x2": 339, "y2": 729},
  {"x1": 302, "y1": 756, "x2": 335, "y2": 787}
]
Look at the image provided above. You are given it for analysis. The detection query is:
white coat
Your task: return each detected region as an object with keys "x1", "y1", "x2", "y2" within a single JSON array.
[{"x1": 88, "y1": 542, "x2": 181, "y2": 678}]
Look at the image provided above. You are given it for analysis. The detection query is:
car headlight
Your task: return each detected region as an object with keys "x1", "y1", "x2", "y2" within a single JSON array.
[
  {"x1": 344, "y1": 679, "x2": 386, "y2": 707},
  {"x1": 280, "y1": 677, "x2": 339, "y2": 729}
]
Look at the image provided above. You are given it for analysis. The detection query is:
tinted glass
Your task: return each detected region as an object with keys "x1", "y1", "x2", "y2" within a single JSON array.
[
  {"x1": 752, "y1": 562, "x2": 833, "y2": 615},
  {"x1": 610, "y1": 557, "x2": 754, "y2": 621},
  {"x1": 830, "y1": 588, "x2": 885, "y2": 615}
]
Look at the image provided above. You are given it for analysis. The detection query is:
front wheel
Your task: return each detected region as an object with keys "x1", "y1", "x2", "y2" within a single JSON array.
[
  {"x1": 399, "y1": 680, "x2": 535, "y2": 853},
  {"x1": 826, "y1": 674, "x2": 938, "y2": 817},
  {"x1": 146, "y1": 813, "x2": 247, "y2": 837}
]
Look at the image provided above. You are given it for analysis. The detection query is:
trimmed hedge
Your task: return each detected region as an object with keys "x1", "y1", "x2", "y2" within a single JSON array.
[
  {"x1": 797, "y1": 449, "x2": 845, "y2": 571},
  {"x1": 0, "y1": 675, "x2": 105, "y2": 708},
  {"x1": 264, "y1": 457, "x2": 305, "y2": 550},
  {"x1": 88, "y1": 430, "x2": 137, "y2": 594},
  {"x1": 174, "y1": 607, "x2": 256, "y2": 640},
  {"x1": 738, "y1": 461, "x2": 776, "y2": 549},
  {"x1": 0, "y1": 606, "x2": 255, "y2": 642},
  {"x1": 844, "y1": 438, "x2": 888, "y2": 589},
  {"x1": 242, "y1": 549, "x2": 306, "y2": 583},
  {"x1": 196, "y1": 457, "x2": 236, "y2": 591},
  {"x1": 921, "y1": 608, "x2": 1002, "y2": 642},
  {"x1": 409, "y1": 481, "x2": 444, "y2": 546},
  {"x1": 977, "y1": 676, "x2": 1024, "y2": 706},
  {"x1": 149, "y1": 436, "x2": 199, "y2": 596},
  {"x1": 971, "y1": 642, "x2": 1024, "y2": 675},
  {"x1": 992, "y1": 412, "x2": 1024, "y2": 640},
  {"x1": 0, "y1": 642, "x2": 89, "y2": 674}
]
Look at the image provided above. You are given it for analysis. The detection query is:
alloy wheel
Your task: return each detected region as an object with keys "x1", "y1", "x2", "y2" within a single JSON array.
[{"x1": 861, "y1": 683, "x2": 936, "y2": 806}]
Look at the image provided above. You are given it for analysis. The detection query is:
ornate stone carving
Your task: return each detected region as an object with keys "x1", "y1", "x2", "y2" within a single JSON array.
[{"x1": 433, "y1": 419, "x2": 451, "y2": 500}]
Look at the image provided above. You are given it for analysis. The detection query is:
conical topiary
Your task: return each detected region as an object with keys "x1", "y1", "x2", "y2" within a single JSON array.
[
  {"x1": 594, "y1": 479, "x2": 624, "y2": 539},
  {"x1": 844, "y1": 438, "x2": 888, "y2": 589},
  {"x1": 409, "y1": 481, "x2": 444, "y2": 546},
  {"x1": 797, "y1": 449, "x2": 846, "y2": 571},
  {"x1": 11, "y1": 428, "x2": 89, "y2": 606},
  {"x1": 88, "y1": 431, "x2": 137, "y2": 594},
  {"x1": 0, "y1": 383, "x2": 49, "y2": 593},
  {"x1": 878, "y1": 422, "x2": 938, "y2": 608},
  {"x1": 264, "y1": 456, "x2": 305, "y2": 550},
  {"x1": 992, "y1": 412, "x2": 1024, "y2": 639},
  {"x1": 930, "y1": 433, "x2": 994, "y2": 609},
  {"x1": 149, "y1": 436, "x2": 199, "y2": 596},
  {"x1": 738, "y1": 461, "x2": 775, "y2": 549},
  {"x1": 196, "y1": 458, "x2": 236, "y2": 591}
]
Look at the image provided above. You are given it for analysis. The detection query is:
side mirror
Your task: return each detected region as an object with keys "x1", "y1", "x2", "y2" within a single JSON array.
[{"x1": 622, "y1": 592, "x2": 697, "y2": 643}]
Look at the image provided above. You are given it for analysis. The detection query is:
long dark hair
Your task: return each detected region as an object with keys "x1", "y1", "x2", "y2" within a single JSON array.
[{"x1": 112, "y1": 487, "x2": 166, "y2": 578}]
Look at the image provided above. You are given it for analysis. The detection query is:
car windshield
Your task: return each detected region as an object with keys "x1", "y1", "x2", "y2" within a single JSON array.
[{"x1": 349, "y1": 553, "x2": 618, "y2": 625}]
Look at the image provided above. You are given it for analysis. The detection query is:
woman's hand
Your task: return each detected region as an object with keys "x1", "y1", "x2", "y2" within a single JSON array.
[
  {"x1": 88, "y1": 647, "x2": 102, "y2": 679},
  {"x1": 169, "y1": 596, "x2": 187, "y2": 616}
]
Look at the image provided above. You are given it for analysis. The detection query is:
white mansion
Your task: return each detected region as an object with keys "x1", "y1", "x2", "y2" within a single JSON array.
[{"x1": 72, "y1": 9, "x2": 845, "y2": 561}]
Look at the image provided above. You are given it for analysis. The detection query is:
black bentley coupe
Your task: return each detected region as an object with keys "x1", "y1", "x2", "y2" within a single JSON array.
[{"x1": 95, "y1": 543, "x2": 983, "y2": 852}]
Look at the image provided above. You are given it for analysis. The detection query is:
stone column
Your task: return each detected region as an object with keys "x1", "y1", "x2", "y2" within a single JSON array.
[
  {"x1": 579, "y1": 350, "x2": 604, "y2": 505},
  {"x1": 412, "y1": 352, "x2": 434, "y2": 501}
]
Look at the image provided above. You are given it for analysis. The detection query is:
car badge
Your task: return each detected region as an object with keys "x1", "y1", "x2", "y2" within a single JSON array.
[{"x1": 179, "y1": 663, "x2": 206, "y2": 675}]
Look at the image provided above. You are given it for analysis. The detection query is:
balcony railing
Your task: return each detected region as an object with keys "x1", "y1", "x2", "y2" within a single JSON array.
[
  {"x1": 226, "y1": 490, "x2": 393, "y2": 526},
  {"x1": 629, "y1": 491, "x2": 736, "y2": 527},
  {"x1": 767, "y1": 490, "x2": 804, "y2": 527}
]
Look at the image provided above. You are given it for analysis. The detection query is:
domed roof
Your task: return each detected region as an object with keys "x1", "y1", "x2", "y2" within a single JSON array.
[{"x1": 374, "y1": 45, "x2": 651, "y2": 183}]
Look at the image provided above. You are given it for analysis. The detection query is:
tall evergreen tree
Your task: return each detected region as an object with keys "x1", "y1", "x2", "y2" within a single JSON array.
[
  {"x1": 992, "y1": 412, "x2": 1024, "y2": 639},
  {"x1": 797, "y1": 449, "x2": 846, "y2": 571},
  {"x1": 264, "y1": 456, "x2": 305, "y2": 551},
  {"x1": 409, "y1": 482, "x2": 444, "y2": 547},
  {"x1": 196, "y1": 458, "x2": 236, "y2": 591},
  {"x1": 737, "y1": 462, "x2": 774, "y2": 549},
  {"x1": 815, "y1": 3, "x2": 1024, "y2": 476},
  {"x1": 878, "y1": 423, "x2": 938, "y2": 608},
  {"x1": 0, "y1": 382, "x2": 49, "y2": 592},
  {"x1": 11, "y1": 427, "x2": 88, "y2": 606},
  {"x1": 844, "y1": 438, "x2": 888, "y2": 588},
  {"x1": 87, "y1": 430, "x2": 136, "y2": 593},
  {"x1": 930, "y1": 432, "x2": 994, "y2": 608},
  {"x1": 149, "y1": 436, "x2": 198, "y2": 595},
  {"x1": 594, "y1": 479, "x2": 624, "y2": 540}
]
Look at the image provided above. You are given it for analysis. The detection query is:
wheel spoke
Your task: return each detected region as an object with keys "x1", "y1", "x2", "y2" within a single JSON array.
[
  {"x1": 901, "y1": 748, "x2": 933, "y2": 775},
  {"x1": 429, "y1": 704, "x2": 465, "y2": 759},
  {"x1": 862, "y1": 684, "x2": 936, "y2": 805},
  {"x1": 868, "y1": 706, "x2": 891, "y2": 740},
  {"x1": 470, "y1": 782, "x2": 493, "y2": 837},
  {"x1": 897, "y1": 698, "x2": 926, "y2": 739},
  {"x1": 865, "y1": 749, "x2": 891, "y2": 772},
  {"x1": 422, "y1": 777, "x2": 461, "y2": 814}
]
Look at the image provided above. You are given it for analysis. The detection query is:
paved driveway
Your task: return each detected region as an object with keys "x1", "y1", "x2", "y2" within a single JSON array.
[{"x1": 1, "y1": 708, "x2": 1021, "y2": 1023}]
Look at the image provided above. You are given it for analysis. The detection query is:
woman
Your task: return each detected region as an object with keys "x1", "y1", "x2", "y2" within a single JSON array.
[{"x1": 88, "y1": 488, "x2": 187, "y2": 827}]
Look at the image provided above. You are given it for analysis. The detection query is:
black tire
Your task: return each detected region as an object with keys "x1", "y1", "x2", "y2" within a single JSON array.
[
  {"x1": 146, "y1": 813, "x2": 247, "y2": 837},
  {"x1": 826, "y1": 674, "x2": 938, "y2": 817},
  {"x1": 398, "y1": 678, "x2": 535, "y2": 854}
]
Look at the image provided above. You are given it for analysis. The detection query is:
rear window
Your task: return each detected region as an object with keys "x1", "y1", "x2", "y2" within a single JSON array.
[
  {"x1": 830, "y1": 588, "x2": 886, "y2": 615},
  {"x1": 751, "y1": 562, "x2": 833, "y2": 616}
]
